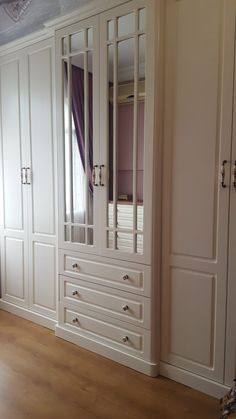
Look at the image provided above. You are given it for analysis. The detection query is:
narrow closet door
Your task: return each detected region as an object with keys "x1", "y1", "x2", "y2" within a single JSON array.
[
  {"x1": 25, "y1": 39, "x2": 57, "y2": 319},
  {"x1": 56, "y1": 16, "x2": 100, "y2": 255},
  {"x1": 225, "y1": 5, "x2": 236, "y2": 385},
  {"x1": 99, "y1": 0, "x2": 156, "y2": 264},
  {"x1": 161, "y1": 0, "x2": 235, "y2": 382},
  {"x1": 0, "y1": 52, "x2": 29, "y2": 307}
]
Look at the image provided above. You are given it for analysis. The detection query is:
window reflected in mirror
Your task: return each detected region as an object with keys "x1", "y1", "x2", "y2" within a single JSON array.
[{"x1": 63, "y1": 28, "x2": 94, "y2": 246}]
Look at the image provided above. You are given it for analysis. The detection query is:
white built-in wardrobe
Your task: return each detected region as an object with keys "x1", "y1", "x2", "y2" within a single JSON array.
[
  {"x1": 0, "y1": 0, "x2": 235, "y2": 399},
  {"x1": 161, "y1": 0, "x2": 236, "y2": 397},
  {"x1": 0, "y1": 37, "x2": 57, "y2": 328}
]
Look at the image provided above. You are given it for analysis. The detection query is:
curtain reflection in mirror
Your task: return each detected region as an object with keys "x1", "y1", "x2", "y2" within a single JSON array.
[{"x1": 64, "y1": 59, "x2": 94, "y2": 245}]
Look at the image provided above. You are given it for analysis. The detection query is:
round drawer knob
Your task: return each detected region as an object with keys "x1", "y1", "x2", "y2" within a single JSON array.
[
  {"x1": 122, "y1": 274, "x2": 129, "y2": 281},
  {"x1": 122, "y1": 305, "x2": 129, "y2": 312},
  {"x1": 122, "y1": 336, "x2": 129, "y2": 343},
  {"x1": 72, "y1": 263, "x2": 78, "y2": 269},
  {"x1": 72, "y1": 317, "x2": 79, "y2": 324},
  {"x1": 72, "y1": 290, "x2": 78, "y2": 296}
]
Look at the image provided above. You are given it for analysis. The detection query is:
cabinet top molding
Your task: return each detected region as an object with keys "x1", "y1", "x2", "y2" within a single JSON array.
[
  {"x1": 44, "y1": 0, "x2": 132, "y2": 31},
  {"x1": 0, "y1": 28, "x2": 54, "y2": 57},
  {"x1": 0, "y1": 0, "x2": 131, "y2": 56}
]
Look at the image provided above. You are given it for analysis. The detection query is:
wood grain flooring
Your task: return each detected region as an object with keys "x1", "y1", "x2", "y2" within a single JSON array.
[{"x1": 0, "y1": 310, "x2": 218, "y2": 419}]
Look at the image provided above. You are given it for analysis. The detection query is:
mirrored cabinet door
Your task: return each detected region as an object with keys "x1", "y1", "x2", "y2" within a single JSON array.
[
  {"x1": 57, "y1": 16, "x2": 100, "y2": 253},
  {"x1": 100, "y1": 0, "x2": 153, "y2": 263}
]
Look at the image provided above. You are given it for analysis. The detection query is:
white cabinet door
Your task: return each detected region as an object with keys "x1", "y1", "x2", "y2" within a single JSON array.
[
  {"x1": 56, "y1": 16, "x2": 100, "y2": 256},
  {"x1": 0, "y1": 52, "x2": 29, "y2": 307},
  {"x1": 161, "y1": 0, "x2": 235, "y2": 382},
  {"x1": 225, "y1": 6, "x2": 236, "y2": 384},
  {"x1": 0, "y1": 39, "x2": 57, "y2": 320},
  {"x1": 99, "y1": 0, "x2": 156, "y2": 264},
  {"x1": 25, "y1": 39, "x2": 57, "y2": 318}
]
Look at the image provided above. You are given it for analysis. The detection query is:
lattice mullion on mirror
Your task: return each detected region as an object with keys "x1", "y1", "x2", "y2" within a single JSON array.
[
  {"x1": 113, "y1": 18, "x2": 118, "y2": 250},
  {"x1": 107, "y1": 227, "x2": 143, "y2": 234},
  {"x1": 64, "y1": 222, "x2": 94, "y2": 227},
  {"x1": 84, "y1": 36, "x2": 89, "y2": 245},
  {"x1": 133, "y1": 10, "x2": 139, "y2": 253},
  {"x1": 107, "y1": 31, "x2": 145, "y2": 47}
]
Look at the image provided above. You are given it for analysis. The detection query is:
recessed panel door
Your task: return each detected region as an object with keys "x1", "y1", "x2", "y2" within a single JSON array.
[
  {"x1": 225, "y1": 3, "x2": 236, "y2": 385},
  {"x1": 25, "y1": 39, "x2": 57, "y2": 318},
  {"x1": 0, "y1": 55, "x2": 28, "y2": 306},
  {"x1": 161, "y1": 0, "x2": 235, "y2": 382}
]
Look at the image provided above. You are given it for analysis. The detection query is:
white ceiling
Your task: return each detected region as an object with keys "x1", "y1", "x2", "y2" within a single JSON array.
[{"x1": 0, "y1": 0, "x2": 92, "y2": 45}]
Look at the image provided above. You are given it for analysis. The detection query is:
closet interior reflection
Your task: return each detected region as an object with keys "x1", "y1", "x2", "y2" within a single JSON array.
[{"x1": 107, "y1": 9, "x2": 146, "y2": 254}]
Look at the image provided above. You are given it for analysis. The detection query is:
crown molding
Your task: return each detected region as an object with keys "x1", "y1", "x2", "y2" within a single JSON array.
[
  {"x1": 44, "y1": 0, "x2": 131, "y2": 31},
  {"x1": 0, "y1": 0, "x2": 131, "y2": 56},
  {"x1": 0, "y1": 27, "x2": 54, "y2": 56}
]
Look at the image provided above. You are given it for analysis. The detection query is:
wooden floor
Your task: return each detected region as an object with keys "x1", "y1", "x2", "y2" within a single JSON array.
[{"x1": 0, "y1": 310, "x2": 218, "y2": 419}]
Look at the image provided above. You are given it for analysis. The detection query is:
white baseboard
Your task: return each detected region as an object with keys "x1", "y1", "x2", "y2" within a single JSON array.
[
  {"x1": 160, "y1": 361, "x2": 230, "y2": 398},
  {"x1": 56, "y1": 325, "x2": 159, "y2": 377},
  {"x1": 0, "y1": 300, "x2": 56, "y2": 331}
]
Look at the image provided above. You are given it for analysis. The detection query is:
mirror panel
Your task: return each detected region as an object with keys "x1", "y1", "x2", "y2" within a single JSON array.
[
  {"x1": 139, "y1": 8, "x2": 146, "y2": 31},
  {"x1": 137, "y1": 234, "x2": 143, "y2": 254},
  {"x1": 106, "y1": 10, "x2": 146, "y2": 255},
  {"x1": 117, "y1": 232, "x2": 133, "y2": 253},
  {"x1": 118, "y1": 13, "x2": 134, "y2": 37},
  {"x1": 63, "y1": 60, "x2": 70, "y2": 223},
  {"x1": 65, "y1": 225, "x2": 70, "y2": 242},
  {"x1": 72, "y1": 226, "x2": 85, "y2": 244},
  {"x1": 88, "y1": 28, "x2": 93, "y2": 49},
  {"x1": 62, "y1": 26, "x2": 95, "y2": 246},
  {"x1": 108, "y1": 44, "x2": 114, "y2": 228},
  {"x1": 117, "y1": 38, "x2": 134, "y2": 229},
  {"x1": 108, "y1": 20, "x2": 115, "y2": 41},
  {"x1": 70, "y1": 31, "x2": 85, "y2": 53},
  {"x1": 62, "y1": 37, "x2": 68, "y2": 55}
]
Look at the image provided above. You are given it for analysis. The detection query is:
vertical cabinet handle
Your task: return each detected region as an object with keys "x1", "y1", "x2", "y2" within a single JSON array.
[
  {"x1": 21, "y1": 167, "x2": 31, "y2": 185},
  {"x1": 92, "y1": 165, "x2": 99, "y2": 186},
  {"x1": 26, "y1": 167, "x2": 31, "y2": 185},
  {"x1": 221, "y1": 160, "x2": 227, "y2": 188},
  {"x1": 233, "y1": 161, "x2": 236, "y2": 189},
  {"x1": 99, "y1": 165, "x2": 105, "y2": 186},
  {"x1": 21, "y1": 167, "x2": 26, "y2": 184}
]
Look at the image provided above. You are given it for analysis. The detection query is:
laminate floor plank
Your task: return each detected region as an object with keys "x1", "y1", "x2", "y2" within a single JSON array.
[{"x1": 0, "y1": 310, "x2": 219, "y2": 419}]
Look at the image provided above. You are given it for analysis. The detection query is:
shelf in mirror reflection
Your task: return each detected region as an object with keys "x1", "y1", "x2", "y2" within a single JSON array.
[{"x1": 108, "y1": 202, "x2": 143, "y2": 231}]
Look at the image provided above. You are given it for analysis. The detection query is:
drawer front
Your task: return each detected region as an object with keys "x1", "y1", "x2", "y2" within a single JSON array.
[
  {"x1": 60, "y1": 275, "x2": 151, "y2": 328},
  {"x1": 59, "y1": 250, "x2": 151, "y2": 296},
  {"x1": 60, "y1": 304, "x2": 151, "y2": 358}
]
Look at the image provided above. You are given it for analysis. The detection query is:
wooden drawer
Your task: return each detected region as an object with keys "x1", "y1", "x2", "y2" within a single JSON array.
[
  {"x1": 60, "y1": 275, "x2": 151, "y2": 329},
  {"x1": 59, "y1": 250, "x2": 151, "y2": 296},
  {"x1": 59, "y1": 303, "x2": 151, "y2": 358}
]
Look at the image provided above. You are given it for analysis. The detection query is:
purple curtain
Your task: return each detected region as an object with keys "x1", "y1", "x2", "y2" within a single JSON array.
[{"x1": 67, "y1": 64, "x2": 93, "y2": 191}]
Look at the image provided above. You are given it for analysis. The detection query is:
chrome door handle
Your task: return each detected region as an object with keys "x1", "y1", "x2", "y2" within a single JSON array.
[
  {"x1": 25, "y1": 167, "x2": 31, "y2": 185},
  {"x1": 21, "y1": 167, "x2": 26, "y2": 184},
  {"x1": 233, "y1": 161, "x2": 236, "y2": 188},
  {"x1": 92, "y1": 165, "x2": 99, "y2": 186},
  {"x1": 99, "y1": 165, "x2": 105, "y2": 186},
  {"x1": 221, "y1": 160, "x2": 227, "y2": 188}
]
